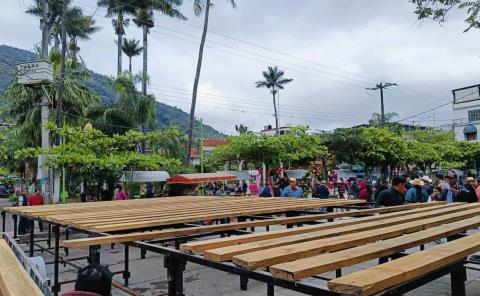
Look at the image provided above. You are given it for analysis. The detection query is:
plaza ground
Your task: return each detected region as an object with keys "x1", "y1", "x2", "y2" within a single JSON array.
[{"x1": 1, "y1": 198, "x2": 480, "y2": 296}]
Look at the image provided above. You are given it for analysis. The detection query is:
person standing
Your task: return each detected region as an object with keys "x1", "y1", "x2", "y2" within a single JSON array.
[
  {"x1": 358, "y1": 181, "x2": 368, "y2": 200},
  {"x1": 28, "y1": 189, "x2": 44, "y2": 232},
  {"x1": 464, "y1": 177, "x2": 478, "y2": 203},
  {"x1": 427, "y1": 186, "x2": 442, "y2": 202},
  {"x1": 376, "y1": 176, "x2": 406, "y2": 207},
  {"x1": 16, "y1": 190, "x2": 29, "y2": 235},
  {"x1": 405, "y1": 179, "x2": 429, "y2": 203},
  {"x1": 374, "y1": 179, "x2": 389, "y2": 201},
  {"x1": 272, "y1": 182, "x2": 282, "y2": 197},
  {"x1": 281, "y1": 178, "x2": 304, "y2": 198},
  {"x1": 312, "y1": 180, "x2": 330, "y2": 198},
  {"x1": 440, "y1": 171, "x2": 469, "y2": 203},
  {"x1": 115, "y1": 185, "x2": 127, "y2": 200},
  {"x1": 422, "y1": 176, "x2": 434, "y2": 195}
]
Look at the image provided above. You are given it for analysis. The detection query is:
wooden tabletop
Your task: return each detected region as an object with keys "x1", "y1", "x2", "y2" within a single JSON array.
[
  {"x1": 4, "y1": 196, "x2": 363, "y2": 232},
  {"x1": 179, "y1": 202, "x2": 480, "y2": 295}
]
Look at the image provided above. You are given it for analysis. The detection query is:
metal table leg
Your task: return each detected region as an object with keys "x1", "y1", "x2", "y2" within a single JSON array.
[
  {"x1": 29, "y1": 219, "x2": 35, "y2": 257},
  {"x1": 53, "y1": 225, "x2": 60, "y2": 296}
]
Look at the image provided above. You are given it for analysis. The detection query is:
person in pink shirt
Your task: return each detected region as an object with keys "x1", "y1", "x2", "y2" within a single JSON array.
[{"x1": 115, "y1": 185, "x2": 127, "y2": 200}]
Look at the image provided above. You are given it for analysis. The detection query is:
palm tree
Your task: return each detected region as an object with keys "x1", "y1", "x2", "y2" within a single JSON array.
[
  {"x1": 255, "y1": 66, "x2": 293, "y2": 135},
  {"x1": 369, "y1": 112, "x2": 399, "y2": 127},
  {"x1": 133, "y1": 0, "x2": 186, "y2": 95},
  {"x1": 2, "y1": 48, "x2": 99, "y2": 147},
  {"x1": 235, "y1": 124, "x2": 250, "y2": 135},
  {"x1": 97, "y1": 0, "x2": 136, "y2": 77},
  {"x1": 122, "y1": 38, "x2": 143, "y2": 73},
  {"x1": 26, "y1": 0, "x2": 66, "y2": 49},
  {"x1": 186, "y1": 0, "x2": 237, "y2": 163},
  {"x1": 66, "y1": 7, "x2": 101, "y2": 62}
]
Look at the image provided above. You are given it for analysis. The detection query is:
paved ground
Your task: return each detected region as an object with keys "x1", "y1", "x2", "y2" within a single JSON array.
[{"x1": 1, "y1": 198, "x2": 480, "y2": 296}]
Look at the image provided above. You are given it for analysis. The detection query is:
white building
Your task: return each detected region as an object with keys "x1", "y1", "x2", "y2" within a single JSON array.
[
  {"x1": 447, "y1": 84, "x2": 480, "y2": 141},
  {"x1": 260, "y1": 125, "x2": 292, "y2": 136}
]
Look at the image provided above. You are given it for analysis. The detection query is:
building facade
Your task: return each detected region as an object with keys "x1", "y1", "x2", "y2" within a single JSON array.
[{"x1": 447, "y1": 84, "x2": 480, "y2": 141}]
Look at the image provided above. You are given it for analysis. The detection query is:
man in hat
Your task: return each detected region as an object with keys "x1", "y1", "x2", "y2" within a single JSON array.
[
  {"x1": 281, "y1": 178, "x2": 304, "y2": 198},
  {"x1": 422, "y1": 176, "x2": 434, "y2": 195},
  {"x1": 440, "y1": 171, "x2": 469, "y2": 203},
  {"x1": 405, "y1": 179, "x2": 428, "y2": 203},
  {"x1": 377, "y1": 176, "x2": 406, "y2": 207}
]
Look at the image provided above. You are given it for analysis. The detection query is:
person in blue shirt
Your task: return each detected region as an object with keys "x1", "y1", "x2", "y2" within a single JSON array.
[
  {"x1": 281, "y1": 178, "x2": 304, "y2": 198},
  {"x1": 405, "y1": 179, "x2": 429, "y2": 203}
]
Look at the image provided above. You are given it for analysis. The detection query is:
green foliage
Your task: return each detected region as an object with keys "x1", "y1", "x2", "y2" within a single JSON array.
[{"x1": 411, "y1": 0, "x2": 480, "y2": 32}]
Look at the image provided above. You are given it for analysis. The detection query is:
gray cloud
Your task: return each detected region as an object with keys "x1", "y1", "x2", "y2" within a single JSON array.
[{"x1": 2, "y1": 0, "x2": 480, "y2": 134}]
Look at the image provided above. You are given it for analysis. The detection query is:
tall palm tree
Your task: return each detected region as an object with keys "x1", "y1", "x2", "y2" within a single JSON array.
[
  {"x1": 255, "y1": 66, "x2": 293, "y2": 135},
  {"x1": 235, "y1": 124, "x2": 250, "y2": 135},
  {"x1": 186, "y1": 0, "x2": 237, "y2": 163},
  {"x1": 133, "y1": 0, "x2": 186, "y2": 95},
  {"x1": 66, "y1": 7, "x2": 101, "y2": 62},
  {"x1": 122, "y1": 38, "x2": 143, "y2": 73},
  {"x1": 26, "y1": 0, "x2": 67, "y2": 49},
  {"x1": 97, "y1": 0, "x2": 136, "y2": 77}
]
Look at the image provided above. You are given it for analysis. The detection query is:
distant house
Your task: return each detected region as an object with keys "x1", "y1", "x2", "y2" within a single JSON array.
[
  {"x1": 439, "y1": 84, "x2": 480, "y2": 141},
  {"x1": 351, "y1": 123, "x2": 427, "y2": 132},
  {"x1": 190, "y1": 139, "x2": 230, "y2": 165},
  {"x1": 260, "y1": 124, "x2": 292, "y2": 136}
]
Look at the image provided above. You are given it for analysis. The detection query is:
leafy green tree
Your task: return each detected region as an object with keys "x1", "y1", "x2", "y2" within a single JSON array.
[
  {"x1": 411, "y1": 0, "x2": 480, "y2": 32},
  {"x1": 186, "y1": 0, "x2": 237, "y2": 163},
  {"x1": 133, "y1": 0, "x2": 185, "y2": 95},
  {"x1": 122, "y1": 38, "x2": 143, "y2": 73},
  {"x1": 97, "y1": 0, "x2": 137, "y2": 76},
  {"x1": 369, "y1": 112, "x2": 398, "y2": 126},
  {"x1": 16, "y1": 123, "x2": 181, "y2": 199},
  {"x1": 255, "y1": 66, "x2": 293, "y2": 135},
  {"x1": 2, "y1": 49, "x2": 99, "y2": 147}
]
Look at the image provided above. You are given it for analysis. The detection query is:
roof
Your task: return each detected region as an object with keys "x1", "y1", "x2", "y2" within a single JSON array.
[
  {"x1": 121, "y1": 171, "x2": 170, "y2": 183},
  {"x1": 217, "y1": 170, "x2": 251, "y2": 181},
  {"x1": 190, "y1": 150, "x2": 200, "y2": 158},
  {"x1": 463, "y1": 124, "x2": 477, "y2": 134},
  {"x1": 167, "y1": 172, "x2": 238, "y2": 184},
  {"x1": 202, "y1": 139, "x2": 229, "y2": 147}
]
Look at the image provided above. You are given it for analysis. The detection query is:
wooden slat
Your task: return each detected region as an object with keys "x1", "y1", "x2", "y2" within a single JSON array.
[
  {"x1": 5, "y1": 196, "x2": 365, "y2": 232},
  {"x1": 0, "y1": 240, "x2": 44, "y2": 296},
  {"x1": 207, "y1": 204, "x2": 480, "y2": 262},
  {"x1": 327, "y1": 232, "x2": 480, "y2": 296},
  {"x1": 270, "y1": 215, "x2": 480, "y2": 281},
  {"x1": 64, "y1": 202, "x2": 446, "y2": 248},
  {"x1": 180, "y1": 203, "x2": 460, "y2": 254}
]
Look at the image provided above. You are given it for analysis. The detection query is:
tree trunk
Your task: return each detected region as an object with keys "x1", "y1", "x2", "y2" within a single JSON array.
[
  {"x1": 272, "y1": 89, "x2": 279, "y2": 135},
  {"x1": 142, "y1": 24, "x2": 148, "y2": 96},
  {"x1": 186, "y1": 0, "x2": 211, "y2": 163},
  {"x1": 128, "y1": 57, "x2": 132, "y2": 73},
  {"x1": 117, "y1": 28, "x2": 122, "y2": 76}
]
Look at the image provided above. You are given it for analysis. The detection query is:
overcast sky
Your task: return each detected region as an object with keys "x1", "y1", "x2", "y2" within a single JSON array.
[{"x1": 2, "y1": 0, "x2": 480, "y2": 134}]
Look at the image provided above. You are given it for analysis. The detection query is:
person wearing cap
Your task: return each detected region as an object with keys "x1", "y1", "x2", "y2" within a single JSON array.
[
  {"x1": 281, "y1": 178, "x2": 304, "y2": 198},
  {"x1": 440, "y1": 171, "x2": 469, "y2": 203},
  {"x1": 376, "y1": 176, "x2": 406, "y2": 207},
  {"x1": 422, "y1": 176, "x2": 434, "y2": 195},
  {"x1": 405, "y1": 179, "x2": 429, "y2": 203},
  {"x1": 464, "y1": 177, "x2": 478, "y2": 203}
]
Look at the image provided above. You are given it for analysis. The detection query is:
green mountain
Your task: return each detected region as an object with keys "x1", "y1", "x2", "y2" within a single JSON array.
[{"x1": 0, "y1": 44, "x2": 225, "y2": 139}]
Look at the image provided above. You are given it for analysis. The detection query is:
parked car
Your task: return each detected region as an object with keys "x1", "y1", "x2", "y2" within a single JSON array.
[{"x1": 0, "y1": 184, "x2": 9, "y2": 198}]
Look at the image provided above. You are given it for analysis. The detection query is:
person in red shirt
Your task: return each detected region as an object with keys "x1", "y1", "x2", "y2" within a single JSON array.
[
  {"x1": 28, "y1": 189, "x2": 44, "y2": 231},
  {"x1": 358, "y1": 181, "x2": 368, "y2": 200}
]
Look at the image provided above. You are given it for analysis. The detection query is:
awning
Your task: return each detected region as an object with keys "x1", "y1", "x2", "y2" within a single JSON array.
[
  {"x1": 463, "y1": 124, "x2": 477, "y2": 134},
  {"x1": 217, "y1": 171, "x2": 251, "y2": 181},
  {"x1": 122, "y1": 171, "x2": 170, "y2": 183},
  {"x1": 284, "y1": 169, "x2": 308, "y2": 179},
  {"x1": 167, "y1": 172, "x2": 238, "y2": 184}
]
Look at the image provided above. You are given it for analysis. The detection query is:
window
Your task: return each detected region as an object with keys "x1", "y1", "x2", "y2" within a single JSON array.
[
  {"x1": 466, "y1": 133, "x2": 477, "y2": 141},
  {"x1": 468, "y1": 109, "x2": 480, "y2": 122}
]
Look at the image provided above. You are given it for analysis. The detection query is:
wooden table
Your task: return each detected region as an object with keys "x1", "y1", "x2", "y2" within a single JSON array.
[{"x1": 179, "y1": 202, "x2": 480, "y2": 295}]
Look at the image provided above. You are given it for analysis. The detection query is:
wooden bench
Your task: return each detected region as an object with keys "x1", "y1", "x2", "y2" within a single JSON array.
[
  {"x1": 327, "y1": 231, "x2": 480, "y2": 296},
  {"x1": 0, "y1": 239, "x2": 44, "y2": 296}
]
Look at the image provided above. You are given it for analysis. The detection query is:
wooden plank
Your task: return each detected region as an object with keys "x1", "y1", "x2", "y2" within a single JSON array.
[
  {"x1": 0, "y1": 240, "x2": 44, "y2": 296},
  {"x1": 64, "y1": 202, "x2": 446, "y2": 248},
  {"x1": 327, "y1": 231, "x2": 480, "y2": 296},
  {"x1": 180, "y1": 203, "x2": 460, "y2": 254},
  {"x1": 207, "y1": 204, "x2": 480, "y2": 263},
  {"x1": 270, "y1": 215, "x2": 480, "y2": 280}
]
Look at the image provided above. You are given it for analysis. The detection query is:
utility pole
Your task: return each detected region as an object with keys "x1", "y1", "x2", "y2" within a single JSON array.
[
  {"x1": 38, "y1": 0, "x2": 50, "y2": 199},
  {"x1": 366, "y1": 82, "x2": 397, "y2": 127}
]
